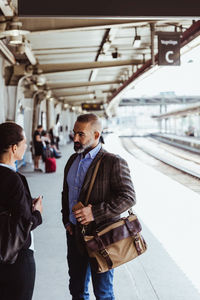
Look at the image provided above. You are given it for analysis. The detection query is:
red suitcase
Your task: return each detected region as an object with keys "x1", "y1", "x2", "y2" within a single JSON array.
[{"x1": 45, "y1": 157, "x2": 56, "y2": 173}]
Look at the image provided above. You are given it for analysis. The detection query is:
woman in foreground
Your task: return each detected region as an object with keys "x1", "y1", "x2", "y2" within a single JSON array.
[{"x1": 0, "y1": 122, "x2": 43, "y2": 300}]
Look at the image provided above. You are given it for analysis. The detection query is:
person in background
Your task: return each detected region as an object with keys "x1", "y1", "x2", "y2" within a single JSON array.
[
  {"x1": 41, "y1": 130, "x2": 51, "y2": 148},
  {"x1": 41, "y1": 130, "x2": 53, "y2": 162},
  {"x1": 185, "y1": 125, "x2": 195, "y2": 137},
  {"x1": 0, "y1": 122, "x2": 43, "y2": 300},
  {"x1": 53, "y1": 114, "x2": 61, "y2": 150},
  {"x1": 61, "y1": 113, "x2": 135, "y2": 299},
  {"x1": 33, "y1": 125, "x2": 43, "y2": 172},
  {"x1": 41, "y1": 130, "x2": 61, "y2": 161},
  {"x1": 65, "y1": 125, "x2": 70, "y2": 144},
  {"x1": 48, "y1": 128, "x2": 54, "y2": 146}
]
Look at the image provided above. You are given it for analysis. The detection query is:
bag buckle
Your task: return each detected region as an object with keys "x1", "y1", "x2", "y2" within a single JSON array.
[
  {"x1": 99, "y1": 248, "x2": 109, "y2": 258},
  {"x1": 135, "y1": 235, "x2": 143, "y2": 254}
]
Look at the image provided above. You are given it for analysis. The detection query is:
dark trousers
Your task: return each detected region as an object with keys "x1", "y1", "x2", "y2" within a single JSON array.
[
  {"x1": 0, "y1": 249, "x2": 36, "y2": 300},
  {"x1": 67, "y1": 232, "x2": 115, "y2": 300}
]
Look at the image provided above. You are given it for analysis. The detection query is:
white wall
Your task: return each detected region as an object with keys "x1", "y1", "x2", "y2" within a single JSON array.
[
  {"x1": 5, "y1": 86, "x2": 17, "y2": 121},
  {"x1": 0, "y1": 57, "x2": 18, "y2": 123},
  {"x1": 23, "y1": 98, "x2": 34, "y2": 140},
  {"x1": 48, "y1": 100, "x2": 55, "y2": 129}
]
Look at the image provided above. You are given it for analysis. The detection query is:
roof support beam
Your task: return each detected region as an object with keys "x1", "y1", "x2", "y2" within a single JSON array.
[
  {"x1": 56, "y1": 89, "x2": 113, "y2": 97},
  {"x1": 88, "y1": 27, "x2": 118, "y2": 82},
  {"x1": 47, "y1": 80, "x2": 122, "y2": 89},
  {"x1": 24, "y1": 41, "x2": 37, "y2": 65},
  {"x1": 61, "y1": 96, "x2": 95, "y2": 103},
  {"x1": 0, "y1": 40, "x2": 16, "y2": 64},
  {"x1": 153, "y1": 103, "x2": 200, "y2": 119},
  {"x1": 0, "y1": 0, "x2": 15, "y2": 16},
  {"x1": 37, "y1": 59, "x2": 143, "y2": 74},
  {"x1": 88, "y1": 29, "x2": 110, "y2": 82},
  {"x1": 28, "y1": 19, "x2": 157, "y2": 35}
]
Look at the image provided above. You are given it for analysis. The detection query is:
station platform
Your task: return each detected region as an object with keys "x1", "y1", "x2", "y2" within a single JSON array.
[{"x1": 19, "y1": 134, "x2": 200, "y2": 300}]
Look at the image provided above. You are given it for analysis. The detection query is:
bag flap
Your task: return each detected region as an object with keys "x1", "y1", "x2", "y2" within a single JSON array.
[{"x1": 84, "y1": 216, "x2": 142, "y2": 251}]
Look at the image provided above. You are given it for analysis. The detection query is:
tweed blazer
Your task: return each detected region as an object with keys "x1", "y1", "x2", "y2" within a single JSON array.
[{"x1": 61, "y1": 147, "x2": 136, "y2": 232}]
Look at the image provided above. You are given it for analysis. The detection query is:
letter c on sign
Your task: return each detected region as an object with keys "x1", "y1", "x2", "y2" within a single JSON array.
[{"x1": 165, "y1": 51, "x2": 174, "y2": 63}]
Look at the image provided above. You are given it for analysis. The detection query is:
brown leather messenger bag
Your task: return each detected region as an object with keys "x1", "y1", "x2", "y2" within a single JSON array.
[{"x1": 81, "y1": 156, "x2": 147, "y2": 273}]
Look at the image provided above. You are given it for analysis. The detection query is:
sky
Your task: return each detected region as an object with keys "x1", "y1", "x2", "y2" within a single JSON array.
[{"x1": 123, "y1": 40, "x2": 200, "y2": 98}]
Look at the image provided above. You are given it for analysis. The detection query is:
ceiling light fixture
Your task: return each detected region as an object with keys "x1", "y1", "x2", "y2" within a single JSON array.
[
  {"x1": 133, "y1": 27, "x2": 141, "y2": 48},
  {"x1": 35, "y1": 74, "x2": 46, "y2": 86},
  {"x1": 112, "y1": 48, "x2": 119, "y2": 59},
  {"x1": 0, "y1": 17, "x2": 30, "y2": 46}
]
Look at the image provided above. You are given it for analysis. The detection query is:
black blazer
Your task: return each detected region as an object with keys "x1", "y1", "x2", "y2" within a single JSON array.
[{"x1": 0, "y1": 166, "x2": 42, "y2": 249}]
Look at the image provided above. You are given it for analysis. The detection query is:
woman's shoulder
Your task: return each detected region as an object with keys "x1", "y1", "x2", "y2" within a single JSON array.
[{"x1": 0, "y1": 166, "x2": 24, "y2": 186}]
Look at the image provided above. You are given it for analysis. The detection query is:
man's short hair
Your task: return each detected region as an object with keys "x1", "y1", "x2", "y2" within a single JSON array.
[
  {"x1": 76, "y1": 113, "x2": 102, "y2": 132},
  {"x1": 37, "y1": 125, "x2": 43, "y2": 129},
  {"x1": 76, "y1": 113, "x2": 98, "y2": 123}
]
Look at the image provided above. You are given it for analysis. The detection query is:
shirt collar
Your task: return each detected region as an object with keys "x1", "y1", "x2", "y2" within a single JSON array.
[
  {"x1": 81, "y1": 143, "x2": 101, "y2": 159},
  {"x1": 0, "y1": 163, "x2": 16, "y2": 172}
]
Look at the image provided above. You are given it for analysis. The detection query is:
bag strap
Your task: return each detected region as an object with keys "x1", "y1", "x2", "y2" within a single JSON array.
[
  {"x1": 94, "y1": 233, "x2": 113, "y2": 269},
  {"x1": 81, "y1": 155, "x2": 103, "y2": 236},
  {"x1": 84, "y1": 155, "x2": 103, "y2": 206}
]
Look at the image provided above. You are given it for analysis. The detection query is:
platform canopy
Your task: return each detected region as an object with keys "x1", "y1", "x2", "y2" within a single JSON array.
[{"x1": 0, "y1": 1, "x2": 200, "y2": 116}]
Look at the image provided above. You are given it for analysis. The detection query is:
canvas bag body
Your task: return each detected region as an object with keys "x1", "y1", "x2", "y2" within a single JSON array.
[{"x1": 84, "y1": 214, "x2": 147, "y2": 273}]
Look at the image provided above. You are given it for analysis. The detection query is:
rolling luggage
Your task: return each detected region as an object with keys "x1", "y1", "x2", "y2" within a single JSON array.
[
  {"x1": 45, "y1": 157, "x2": 56, "y2": 173},
  {"x1": 43, "y1": 144, "x2": 56, "y2": 173}
]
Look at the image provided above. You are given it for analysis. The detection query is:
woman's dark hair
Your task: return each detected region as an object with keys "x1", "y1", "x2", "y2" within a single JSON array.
[{"x1": 0, "y1": 122, "x2": 24, "y2": 156}]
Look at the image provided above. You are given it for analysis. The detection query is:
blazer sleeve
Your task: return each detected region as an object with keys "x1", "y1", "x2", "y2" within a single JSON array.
[
  {"x1": 9, "y1": 173, "x2": 42, "y2": 230},
  {"x1": 61, "y1": 153, "x2": 77, "y2": 226},
  {"x1": 61, "y1": 164, "x2": 69, "y2": 226},
  {"x1": 92, "y1": 155, "x2": 136, "y2": 224}
]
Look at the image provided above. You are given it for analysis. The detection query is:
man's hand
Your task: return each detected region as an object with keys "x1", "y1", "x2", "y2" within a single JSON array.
[{"x1": 74, "y1": 204, "x2": 94, "y2": 225}]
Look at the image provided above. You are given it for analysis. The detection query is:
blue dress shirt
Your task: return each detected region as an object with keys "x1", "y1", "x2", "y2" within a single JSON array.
[{"x1": 67, "y1": 143, "x2": 101, "y2": 224}]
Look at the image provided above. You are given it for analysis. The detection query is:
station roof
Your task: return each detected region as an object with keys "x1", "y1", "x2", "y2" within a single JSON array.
[
  {"x1": 119, "y1": 95, "x2": 200, "y2": 106},
  {"x1": 0, "y1": 2, "x2": 200, "y2": 116},
  {"x1": 152, "y1": 103, "x2": 200, "y2": 119}
]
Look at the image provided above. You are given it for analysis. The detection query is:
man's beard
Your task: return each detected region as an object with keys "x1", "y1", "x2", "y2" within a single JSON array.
[{"x1": 74, "y1": 140, "x2": 94, "y2": 154}]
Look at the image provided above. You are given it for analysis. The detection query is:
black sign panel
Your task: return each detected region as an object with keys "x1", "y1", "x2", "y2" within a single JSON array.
[
  {"x1": 82, "y1": 103, "x2": 103, "y2": 111},
  {"x1": 18, "y1": 0, "x2": 200, "y2": 17},
  {"x1": 158, "y1": 33, "x2": 181, "y2": 66}
]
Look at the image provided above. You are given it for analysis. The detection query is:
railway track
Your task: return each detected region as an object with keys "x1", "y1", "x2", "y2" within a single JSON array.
[{"x1": 121, "y1": 136, "x2": 200, "y2": 195}]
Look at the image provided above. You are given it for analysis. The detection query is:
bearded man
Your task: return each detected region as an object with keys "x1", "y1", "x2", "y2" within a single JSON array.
[{"x1": 61, "y1": 113, "x2": 136, "y2": 300}]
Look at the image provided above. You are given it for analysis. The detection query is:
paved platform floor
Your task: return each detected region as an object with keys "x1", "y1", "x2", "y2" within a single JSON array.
[{"x1": 20, "y1": 134, "x2": 200, "y2": 300}]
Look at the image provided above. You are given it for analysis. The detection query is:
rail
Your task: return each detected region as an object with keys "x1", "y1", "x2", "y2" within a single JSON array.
[
  {"x1": 121, "y1": 136, "x2": 200, "y2": 180},
  {"x1": 150, "y1": 133, "x2": 200, "y2": 154}
]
